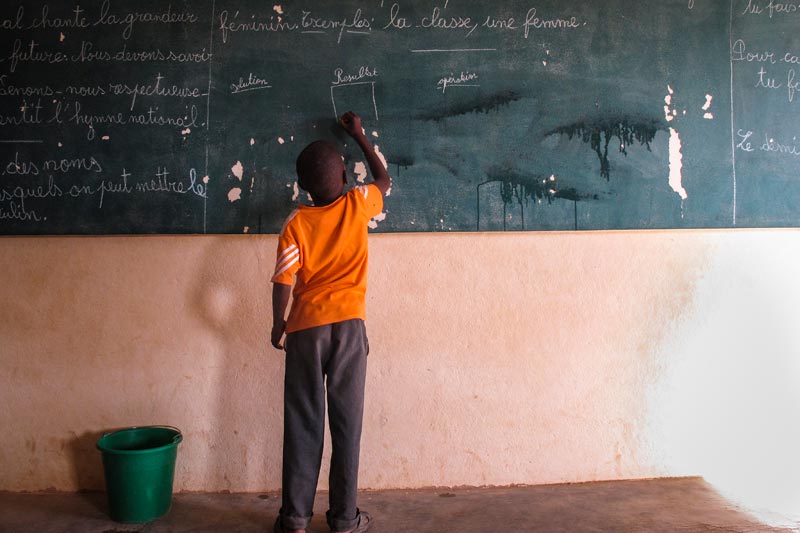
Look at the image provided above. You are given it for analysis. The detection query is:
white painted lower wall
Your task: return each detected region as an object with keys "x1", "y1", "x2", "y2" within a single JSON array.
[{"x1": 0, "y1": 231, "x2": 797, "y2": 524}]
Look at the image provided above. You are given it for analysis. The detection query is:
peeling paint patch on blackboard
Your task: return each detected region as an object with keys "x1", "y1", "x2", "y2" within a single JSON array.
[
  {"x1": 702, "y1": 94, "x2": 714, "y2": 120},
  {"x1": 368, "y1": 211, "x2": 387, "y2": 229},
  {"x1": 231, "y1": 161, "x2": 244, "y2": 181},
  {"x1": 354, "y1": 161, "x2": 367, "y2": 183},
  {"x1": 374, "y1": 145, "x2": 388, "y2": 169},
  {"x1": 668, "y1": 127, "x2": 687, "y2": 200}
]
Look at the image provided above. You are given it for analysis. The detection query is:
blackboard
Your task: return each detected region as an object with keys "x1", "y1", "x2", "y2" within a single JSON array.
[{"x1": 0, "y1": 0, "x2": 797, "y2": 234}]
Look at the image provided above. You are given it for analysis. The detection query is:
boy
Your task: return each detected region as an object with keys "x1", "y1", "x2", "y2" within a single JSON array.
[{"x1": 271, "y1": 111, "x2": 390, "y2": 533}]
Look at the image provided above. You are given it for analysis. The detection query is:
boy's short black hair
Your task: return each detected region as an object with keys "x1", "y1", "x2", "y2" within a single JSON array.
[{"x1": 296, "y1": 140, "x2": 345, "y2": 201}]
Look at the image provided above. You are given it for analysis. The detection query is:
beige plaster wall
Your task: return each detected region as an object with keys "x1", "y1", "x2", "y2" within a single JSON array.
[{"x1": 0, "y1": 231, "x2": 797, "y2": 522}]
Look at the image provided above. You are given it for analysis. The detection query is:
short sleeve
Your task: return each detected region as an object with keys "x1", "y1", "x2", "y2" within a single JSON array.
[
  {"x1": 353, "y1": 183, "x2": 384, "y2": 219},
  {"x1": 271, "y1": 212, "x2": 301, "y2": 285}
]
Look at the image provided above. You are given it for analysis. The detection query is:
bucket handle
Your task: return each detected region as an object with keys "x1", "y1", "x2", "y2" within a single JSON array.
[
  {"x1": 150, "y1": 425, "x2": 183, "y2": 444},
  {"x1": 100, "y1": 426, "x2": 183, "y2": 442}
]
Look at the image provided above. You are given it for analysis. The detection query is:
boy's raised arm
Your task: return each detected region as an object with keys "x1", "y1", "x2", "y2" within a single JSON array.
[{"x1": 339, "y1": 111, "x2": 391, "y2": 195}]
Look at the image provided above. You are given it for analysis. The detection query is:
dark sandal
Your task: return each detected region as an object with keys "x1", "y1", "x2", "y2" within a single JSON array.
[{"x1": 350, "y1": 510, "x2": 371, "y2": 533}]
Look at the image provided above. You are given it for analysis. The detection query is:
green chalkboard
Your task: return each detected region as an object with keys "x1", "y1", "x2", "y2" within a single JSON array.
[{"x1": 0, "y1": 0, "x2": 797, "y2": 234}]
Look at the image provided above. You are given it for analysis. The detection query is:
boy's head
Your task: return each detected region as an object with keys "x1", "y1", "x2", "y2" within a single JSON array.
[{"x1": 296, "y1": 140, "x2": 346, "y2": 205}]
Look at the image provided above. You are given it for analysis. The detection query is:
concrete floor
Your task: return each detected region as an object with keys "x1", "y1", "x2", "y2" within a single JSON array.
[{"x1": 0, "y1": 477, "x2": 794, "y2": 533}]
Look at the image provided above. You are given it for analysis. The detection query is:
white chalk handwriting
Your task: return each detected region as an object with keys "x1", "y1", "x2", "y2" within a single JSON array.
[
  {"x1": 218, "y1": 3, "x2": 585, "y2": 43},
  {"x1": 733, "y1": 39, "x2": 800, "y2": 103},
  {"x1": 230, "y1": 73, "x2": 271, "y2": 94},
  {"x1": 332, "y1": 66, "x2": 378, "y2": 85},
  {"x1": 736, "y1": 128, "x2": 800, "y2": 158},
  {"x1": 6, "y1": 39, "x2": 212, "y2": 73},
  {"x1": 107, "y1": 73, "x2": 206, "y2": 111},
  {"x1": 0, "y1": 165, "x2": 207, "y2": 223},
  {"x1": 0, "y1": 2, "x2": 198, "y2": 39},
  {"x1": 740, "y1": 0, "x2": 800, "y2": 18},
  {"x1": 436, "y1": 71, "x2": 479, "y2": 92},
  {"x1": 219, "y1": 7, "x2": 372, "y2": 44}
]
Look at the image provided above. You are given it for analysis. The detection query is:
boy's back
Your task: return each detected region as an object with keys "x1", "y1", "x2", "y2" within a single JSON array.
[
  {"x1": 270, "y1": 112, "x2": 389, "y2": 533},
  {"x1": 271, "y1": 182, "x2": 383, "y2": 333}
]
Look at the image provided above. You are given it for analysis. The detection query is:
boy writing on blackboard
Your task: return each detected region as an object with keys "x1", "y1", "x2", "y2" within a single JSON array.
[{"x1": 270, "y1": 111, "x2": 390, "y2": 533}]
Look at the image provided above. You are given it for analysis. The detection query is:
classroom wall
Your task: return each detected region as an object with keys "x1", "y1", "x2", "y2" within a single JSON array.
[{"x1": 0, "y1": 231, "x2": 798, "y2": 523}]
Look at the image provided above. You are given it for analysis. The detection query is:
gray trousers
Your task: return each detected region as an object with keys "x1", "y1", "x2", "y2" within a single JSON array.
[{"x1": 279, "y1": 319, "x2": 368, "y2": 532}]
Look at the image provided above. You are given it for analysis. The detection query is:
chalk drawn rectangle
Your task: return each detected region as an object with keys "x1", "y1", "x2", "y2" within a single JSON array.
[{"x1": 330, "y1": 82, "x2": 379, "y2": 122}]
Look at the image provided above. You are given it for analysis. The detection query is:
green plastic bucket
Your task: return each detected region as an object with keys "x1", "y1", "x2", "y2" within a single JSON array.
[{"x1": 96, "y1": 426, "x2": 182, "y2": 523}]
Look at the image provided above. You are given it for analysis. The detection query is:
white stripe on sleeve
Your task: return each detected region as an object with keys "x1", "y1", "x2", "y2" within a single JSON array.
[
  {"x1": 274, "y1": 255, "x2": 300, "y2": 278},
  {"x1": 274, "y1": 248, "x2": 300, "y2": 275},
  {"x1": 277, "y1": 244, "x2": 298, "y2": 263}
]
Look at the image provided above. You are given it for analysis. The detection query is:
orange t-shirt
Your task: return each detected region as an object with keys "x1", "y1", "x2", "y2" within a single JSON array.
[{"x1": 271, "y1": 183, "x2": 384, "y2": 333}]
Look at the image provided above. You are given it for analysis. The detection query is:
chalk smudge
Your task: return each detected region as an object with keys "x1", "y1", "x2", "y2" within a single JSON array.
[
  {"x1": 547, "y1": 118, "x2": 661, "y2": 180},
  {"x1": 485, "y1": 170, "x2": 598, "y2": 207},
  {"x1": 417, "y1": 90, "x2": 522, "y2": 122}
]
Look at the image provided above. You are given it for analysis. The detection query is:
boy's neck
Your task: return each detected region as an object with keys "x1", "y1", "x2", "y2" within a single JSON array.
[{"x1": 311, "y1": 193, "x2": 342, "y2": 207}]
